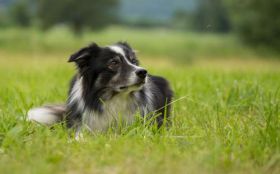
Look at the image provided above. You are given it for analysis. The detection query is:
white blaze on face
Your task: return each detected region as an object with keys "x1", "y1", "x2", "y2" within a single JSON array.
[
  {"x1": 108, "y1": 45, "x2": 145, "y2": 85},
  {"x1": 108, "y1": 45, "x2": 126, "y2": 58},
  {"x1": 108, "y1": 45, "x2": 139, "y2": 68}
]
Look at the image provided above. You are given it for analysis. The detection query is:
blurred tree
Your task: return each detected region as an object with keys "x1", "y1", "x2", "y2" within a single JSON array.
[
  {"x1": 227, "y1": 0, "x2": 280, "y2": 50},
  {"x1": 9, "y1": 0, "x2": 32, "y2": 27},
  {"x1": 0, "y1": 9, "x2": 10, "y2": 27},
  {"x1": 37, "y1": 0, "x2": 119, "y2": 34},
  {"x1": 193, "y1": 0, "x2": 231, "y2": 32}
]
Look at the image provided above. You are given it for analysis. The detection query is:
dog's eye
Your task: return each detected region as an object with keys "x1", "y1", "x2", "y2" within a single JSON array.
[
  {"x1": 131, "y1": 59, "x2": 137, "y2": 65},
  {"x1": 110, "y1": 60, "x2": 119, "y2": 65},
  {"x1": 108, "y1": 60, "x2": 119, "y2": 69}
]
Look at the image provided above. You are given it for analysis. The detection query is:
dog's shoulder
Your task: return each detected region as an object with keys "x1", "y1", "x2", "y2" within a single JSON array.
[{"x1": 148, "y1": 75, "x2": 173, "y2": 98}]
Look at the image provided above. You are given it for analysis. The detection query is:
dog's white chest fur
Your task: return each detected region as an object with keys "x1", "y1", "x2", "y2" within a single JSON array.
[{"x1": 82, "y1": 94, "x2": 137, "y2": 132}]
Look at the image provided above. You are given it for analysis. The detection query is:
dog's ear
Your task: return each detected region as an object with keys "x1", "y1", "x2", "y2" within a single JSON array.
[
  {"x1": 117, "y1": 41, "x2": 132, "y2": 49},
  {"x1": 68, "y1": 43, "x2": 100, "y2": 66},
  {"x1": 117, "y1": 41, "x2": 138, "y2": 54}
]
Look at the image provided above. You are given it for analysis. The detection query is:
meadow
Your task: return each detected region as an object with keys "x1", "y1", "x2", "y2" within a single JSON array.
[{"x1": 0, "y1": 27, "x2": 279, "y2": 174}]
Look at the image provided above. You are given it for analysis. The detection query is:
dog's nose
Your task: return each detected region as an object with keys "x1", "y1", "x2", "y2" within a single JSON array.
[{"x1": 136, "y1": 69, "x2": 147, "y2": 79}]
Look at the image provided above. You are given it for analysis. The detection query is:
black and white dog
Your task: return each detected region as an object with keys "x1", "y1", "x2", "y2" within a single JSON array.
[{"x1": 28, "y1": 42, "x2": 173, "y2": 135}]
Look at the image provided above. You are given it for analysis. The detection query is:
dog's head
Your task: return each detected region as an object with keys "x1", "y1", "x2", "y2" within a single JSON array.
[{"x1": 68, "y1": 42, "x2": 147, "y2": 93}]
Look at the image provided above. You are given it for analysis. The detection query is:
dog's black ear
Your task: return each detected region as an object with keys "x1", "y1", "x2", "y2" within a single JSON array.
[
  {"x1": 117, "y1": 41, "x2": 138, "y2": 54},
  {"x1": 68, "y1": 43, "x2": 100, "y2": 65},
  {"x1": 117, "y1": 41, "x2": 132, "y2": 49}
]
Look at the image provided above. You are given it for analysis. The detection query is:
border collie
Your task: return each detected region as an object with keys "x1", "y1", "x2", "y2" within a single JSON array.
[{"x1": 28, "y1": 42, "x2": 173, "y2": 136}]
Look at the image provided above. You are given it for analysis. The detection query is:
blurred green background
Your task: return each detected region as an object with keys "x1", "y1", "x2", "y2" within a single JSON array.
[{"x1": 0, "y1": 0, "x2": 279, "y2": 61}]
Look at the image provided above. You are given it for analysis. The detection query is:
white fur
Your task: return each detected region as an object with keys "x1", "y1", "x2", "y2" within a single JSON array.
[
  {"x1": 82, "y1": 93, "x2": 137, "y2": 132},
  {"x1": 69, "y1": 77, "x2": 85, "y2": 111},
  {"x1": 109, "y1": 45, "x2": 142, "y2": 70},
  {"x1": 108, "y1": 45, "x2": 126, "y2": 57},
  {"x1": 27, "y1": 108, "x2": 60, "y2": 126}
]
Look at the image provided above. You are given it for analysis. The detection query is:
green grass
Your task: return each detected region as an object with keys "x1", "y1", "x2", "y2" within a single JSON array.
[{"x1": 0, "y1": 27, "x2": 280, "y2": 174}]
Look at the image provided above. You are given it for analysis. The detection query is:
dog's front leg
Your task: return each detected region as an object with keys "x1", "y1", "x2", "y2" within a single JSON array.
[{"x1": 74, "y1": 126, "x2": 84, "y2": 141}]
